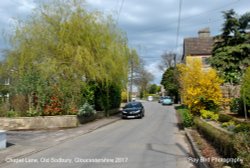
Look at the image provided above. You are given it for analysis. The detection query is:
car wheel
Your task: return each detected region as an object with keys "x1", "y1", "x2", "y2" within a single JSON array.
[{"x1": 138, "y1": 113, "x2": 142, "y2": 119}]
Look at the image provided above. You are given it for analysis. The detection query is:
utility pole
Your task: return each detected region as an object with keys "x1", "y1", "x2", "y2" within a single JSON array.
[
  {"x1": 127, "y1": 83, "x2": 129, "y2": 103},
  {"x1": 173, "y1": 53, "x2": 178, "y2": 104},
  {"x1": 129, "y1": 56, "x2": 134, "y2": 102},
  {"x1": 174, "y1": 0, "x2": 182, "y2": 104}
]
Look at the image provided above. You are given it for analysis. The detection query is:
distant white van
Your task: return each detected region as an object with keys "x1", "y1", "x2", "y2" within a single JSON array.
[{"x1": 147, "y1": 96, "x2": 153, "y2": 101}]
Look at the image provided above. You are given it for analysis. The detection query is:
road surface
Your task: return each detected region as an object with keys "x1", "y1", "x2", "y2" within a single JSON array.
[{"x1": 2, "y1": 101, "x2": 195, "y2": 168}]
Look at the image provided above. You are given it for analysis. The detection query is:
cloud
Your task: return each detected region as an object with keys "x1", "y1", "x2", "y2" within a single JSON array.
[
  {"x1": 145, "y1": 60, "x2": 163, "y2": 84},
  {"x1": 0, "y1": 0, "x2": 36, "y2": 50},
  {"x1": 17, "y1": 0, "x2": 36, "y2": 13},
  {"x1": 0, "y1": 0, "x2": 249, "y2": 84}
]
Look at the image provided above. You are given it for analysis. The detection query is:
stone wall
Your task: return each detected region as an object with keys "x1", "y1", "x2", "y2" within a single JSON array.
[
  {"x1": 0, "y1": 115, "x2": 78, "y2": 130},
  {"x1": 221, "y1": 84, "x2": 241, "y2": 99}
]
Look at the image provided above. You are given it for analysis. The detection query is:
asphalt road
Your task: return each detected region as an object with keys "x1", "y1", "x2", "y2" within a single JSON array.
[{"x1": 2, "y1": 101, "x2": 195, "y2": 168}]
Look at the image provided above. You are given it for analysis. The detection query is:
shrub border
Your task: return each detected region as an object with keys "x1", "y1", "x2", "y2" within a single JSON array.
[{"x1": 194, "y1": 117, "x2": 244, "y2": 167}]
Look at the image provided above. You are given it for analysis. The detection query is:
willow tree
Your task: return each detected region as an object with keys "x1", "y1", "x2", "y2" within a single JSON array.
[{"x1": 2, "y1": 0, "x2": 130, "y2": 115}]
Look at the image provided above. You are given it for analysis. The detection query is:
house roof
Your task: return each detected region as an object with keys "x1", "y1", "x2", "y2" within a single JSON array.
[{"x1": 183, "y1": 37, "x2": 214, "y2": 57}]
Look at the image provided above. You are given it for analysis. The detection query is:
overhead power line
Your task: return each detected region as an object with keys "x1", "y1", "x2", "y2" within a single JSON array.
[
  {"x1": 138, "y1": 0, "x2": 243, "y2": 34},
  {"x1": 180, "y1": 0, "x2": 242, "y2": 22},
  {"x1": 175, "y1": 0, "x2": 183, "y2": 50},
  {"x1": 117, "y1": 0, "x2": 125, "y2": 23}
]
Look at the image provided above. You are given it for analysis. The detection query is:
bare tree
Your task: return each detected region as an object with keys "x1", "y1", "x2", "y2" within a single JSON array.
[
  {"x1": 158, "y1": 51, "x2": 176, "y2": 71},
  {"x1": 134, "y1": 59, "x2": 154, "y2": 98},
  {"x1": 127, "y1": 49, "x2": 140, "y2": 101}
]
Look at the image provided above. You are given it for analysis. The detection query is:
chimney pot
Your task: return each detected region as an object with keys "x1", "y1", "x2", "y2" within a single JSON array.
[{"x1": 198, "y1": 27, "x2": 210, "y2": 38}]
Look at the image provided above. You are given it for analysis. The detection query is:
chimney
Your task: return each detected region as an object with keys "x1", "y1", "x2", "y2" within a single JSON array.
[{"x1": 198, "y1": 27, "x2": 210, "y2": 38}]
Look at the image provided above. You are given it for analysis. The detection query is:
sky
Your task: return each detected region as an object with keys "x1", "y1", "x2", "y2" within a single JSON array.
[{"x1": 0, "y1": 0, "x2": 249, "y2": 84}]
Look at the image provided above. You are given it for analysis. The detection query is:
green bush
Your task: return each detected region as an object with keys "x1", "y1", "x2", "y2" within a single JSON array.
[
  {"x1": 199, "y1": 96, "x2": 220, "y2": 112},
  {"x1": 177, "y1": 107, "x2": 194, "y2": 127},
  {"x1": 221, "y1": 120, "x2": 236, "y2": 128},
  {"x1": 234, "y1": 123, "x2": 250, "y2": 133},
  {"x1": 93, "y1": 82, "x2": 122, "y2": 115},
  {"x1": 109, "y1": 84, "x2": 122, "y2": 109},
  {"x1": 25, "y1": 108, "x2": 41, "y2": 117},
  {"x1": 6, "y1": 110, "x2": 19, "y2": 118},
  {"x1": 229, "y1": 97, "x2": 250, "y2": 116},
  {"x1": 194, "y1": 117, "x2": 250, "y2": 167},
  {"x1": 233, "y1": 132, "x2": 250, "y2": 168},
  {"x1": 221, "y1": 120, "x2": 237, "y2": 132},
  {"x1": 200, "y1": 109, "x2": 219, "y2": 121},
  {"x1": 194, "y1": 117, "x2": 236, "y2": 158},
  {"x1": 78, "y1": 102, "x2": 96, "y2": 118},
  {"x1": 218, "y1": 113, "x2": 250, "y2": 133},
  {"x1": 0, "y1": 102, "x2": 10, "y2": 117},
  {"x1": 11, "y1": 95, "x2": 29, "y2": 116},
  {"x1": 230, "y1": 98, "x2": 242, "y2": 113},
  {"x1": 183, "y1": 110, "x2": 194, "y2": 127},
  {"x1": 241, "y1": 67, "x2": 250, "y2": 108},
  {"x1": 218, "y1": 113, "x2": 233, "y2": 123}
]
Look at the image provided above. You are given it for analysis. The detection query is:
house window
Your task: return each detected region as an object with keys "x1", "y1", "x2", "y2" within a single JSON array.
[{"x1": 202, "y1": 57, "x2": 210, "y2": 67}]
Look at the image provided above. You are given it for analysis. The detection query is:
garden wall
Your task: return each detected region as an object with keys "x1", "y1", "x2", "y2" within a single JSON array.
[
  {"x1": 0, "y1": 115, "x2": 78, "y2": 130},
  {"x1": 221, "y1": 84, "x2": 241, "y2": 99}
]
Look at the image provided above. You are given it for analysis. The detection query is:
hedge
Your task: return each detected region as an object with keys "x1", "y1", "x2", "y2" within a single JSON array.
[
  {"x1": 194, "y1": 117, "x2": 250, "y2": 167},
  {"x1": 218, "y1": 113, "x2": 250, "y2": 133},
  {"x1": 176, "y1": 106, "x2": 194, "y2": 128},
  {"x1": 194, "y1": 117, "x2": 243, "y2": 167},
  {"x1": 218, "y1": 113, "x2": 233, "y2": 123}
]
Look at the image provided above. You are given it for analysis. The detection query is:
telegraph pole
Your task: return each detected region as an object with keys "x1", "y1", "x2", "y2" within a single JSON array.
[
  {"x1": 174, "y1": 0, "x2": 182, "y2": 104},
  {"x1": 129, "y1": 56, "x2": 134, "y2": 102}
]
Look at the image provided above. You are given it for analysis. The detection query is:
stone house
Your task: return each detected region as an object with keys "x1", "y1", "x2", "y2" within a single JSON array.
[
  {"x1": 182, "y1": 27, "x2": 214, "y2": 69},
  {"x1": 182, "y1": 28, "x2": 241, "y2": 101}
]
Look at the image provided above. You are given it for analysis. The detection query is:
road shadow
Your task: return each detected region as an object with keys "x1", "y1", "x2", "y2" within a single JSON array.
[
  {"x1": 6, "y1": 142, "x2": 15, "y2": 147},
  {"x1": 146, "y1": 142, "x2": 194, "y2": 158}
]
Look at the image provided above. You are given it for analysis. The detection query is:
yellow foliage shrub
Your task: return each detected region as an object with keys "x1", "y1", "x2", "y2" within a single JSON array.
[
  {"x1": 178, "y1": 57, "x2": 223, "y2": 114},
  {"x1": 121, "y1": 91, "x2": 128, "y2": 103}
]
